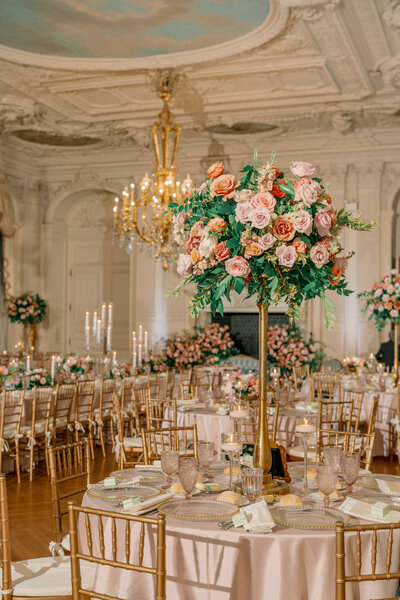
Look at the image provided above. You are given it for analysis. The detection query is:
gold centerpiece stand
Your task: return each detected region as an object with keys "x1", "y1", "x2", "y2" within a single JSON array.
[
  {"x1": 393, "y1": 322, "x2": 399, "y2": 388},
  {"x1": 254, "y1": 300, "x2": 288, "y2": 496}
]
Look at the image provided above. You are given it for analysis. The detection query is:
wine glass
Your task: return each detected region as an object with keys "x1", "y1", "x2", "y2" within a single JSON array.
[
  {"x1": 197, "y1": 441, "x2": 214, "y2": 475},
  {"x1": 317, "y1": 466, "x2": 338, "y2": 507},
  {"x1": 241, "y1": 467, "x2": 263, "y2": 503},
  {"x1": 323, "y1": 446, "x2": 342, "y2": 471},
  {"x1": 221, "y1": 432, "x2": 242, "y2": 491},
  {"x1": 160, "y1": 450, "x2": 179, "y2": 489},
  {"x1": 340, "y1": 452, "x2": 360, "y2": 494},
  {"x1": 178, "y1": 456, "x2": 199, "y2": 500}
]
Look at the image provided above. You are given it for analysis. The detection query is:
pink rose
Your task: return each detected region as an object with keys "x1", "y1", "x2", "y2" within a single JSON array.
[
  {"x1": 291, "y1": 210, "x2": 313, "y2": 235},
  {"x1": 294, "y1": 178, "x2": 320, "y2": 207},
  {"x1": 210, "y1": 174, "x2": 239, "y2": 199},
  {"x1": 291, "y1": 237, "x2": 308, "y2": 254},
  {"x1": 235, "y1": 201, "x2": 253, "y2": 224},
  {"x1": 275, "y1": 244, "x2": 297, "y2": 267},
  {"x1": 177, "y1": 254, "x2": 193, "y2": 276},
  {"x1": 250, "y1": 205, "x2": 271, "y2": 229},
  {"x1": 190, "y1": 221, "x2": 205, "y2": 238},
  {"x1": 214, "y1": 241, "x2": 231, "y2": 262},
  {"x1": 314, "y1": 211, "x2": 332, "y2": 236},
  {"x1": 258, "y1": 233, "x2": 276, "y2": 251},
  {"x1": 290, "y1": 161, "x2": 315, "y2": 177},
  {"x1": 250, "y1": 192, "x2": 276, "y2": 213},
  {"x1": 310, "y1": 243, "x2": 330, "y2": 268},
  {"x1": 225, "y1": 256, "x2": 251, "y2": 278},
  {"x1": 185, "y1": 235, "x2": 200, "y2": 253},
  {"x1": 390, "y1": 309, "x2": 399, "y2": 318},
  {"x1": 207, "y1": 162, "x2": 224, "y2": 178}
]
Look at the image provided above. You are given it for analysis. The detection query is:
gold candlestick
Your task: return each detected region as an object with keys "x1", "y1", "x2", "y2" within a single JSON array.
[{"x1": 393, "y1": 322, "x2": 399, "y2": 388}]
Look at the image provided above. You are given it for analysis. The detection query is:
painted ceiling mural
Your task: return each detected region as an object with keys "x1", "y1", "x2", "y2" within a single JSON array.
[{"x1": 0, "y1": 0, "x2": 270, "y2": 58}]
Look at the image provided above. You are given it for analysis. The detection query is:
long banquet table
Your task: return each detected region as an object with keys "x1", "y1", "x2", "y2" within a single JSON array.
[{"x1": 82, "y1": 483, "x2": 400, "y2": 600}]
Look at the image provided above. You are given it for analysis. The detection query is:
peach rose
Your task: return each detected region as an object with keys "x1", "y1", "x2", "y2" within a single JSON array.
[
  {"x1": 270, "y1": 185, "x2": 286, "y2": 199},
  {"x1": 291, "y1": 237, "x2": 308, "y2": 254},
  {"x1": 207, "y1": 162, "x2": 224, "y2": 178},
  {"x1": 310, "y1": 243, "x2": 330, "y2": 268},
  {"x1": 250, "y1": 191, "x2": 276, "y2": 212},
  {"x1": 210, "y1": 174, "x2": 239, "y2": 199},
  {"x1": 333, "y1": 256, "x2": 348, "y2": 273},
  {"x1": 245, "y1": 242, "x2": 263, "y2": 258},
  {"x1": 294, "y1": 178, "x2": 320, "y2": 207},
  {"x1": 234, "y1": 188, "x2": 253, "y2": 203},
  {"x1": 190, "y1": 221, "x2": 205, "y2": 238},
  {"x1": 329, "y1": 266, "x2": 342, "y2": 286},
  {"x1": 214, "y1": 241, "x2": 230, "y2": 262},
  {"x1": 225, "y1": 256, "x2": 251, "y2": 278},
  {"x1": 177, "y1": 254, "x2": 193, "y2": 277},
  {"x1": 275, "y1": 244, "x2": 297, "y2": 268},
  {"x1": 208, "y1": 217, "x2": 226, "y2": 234},
  {"x1": 394, "y1": 301, "x2": 400, "y2": 310},
  {"x1": 185, "y1": 235, "x2": 200, "y2": 253},
  {"x1": 273, "y1": 216, "x2": 295, "y2": 241}
]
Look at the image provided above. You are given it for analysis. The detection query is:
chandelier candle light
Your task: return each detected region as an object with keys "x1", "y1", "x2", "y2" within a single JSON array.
[{"x1": 112, "y1": 69, "x2": 192, "y2": 269}]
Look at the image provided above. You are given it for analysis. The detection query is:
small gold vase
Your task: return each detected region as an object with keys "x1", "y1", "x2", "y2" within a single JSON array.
[{"x1": 22, "y1": 322, "x2": 38, "y2": 355}]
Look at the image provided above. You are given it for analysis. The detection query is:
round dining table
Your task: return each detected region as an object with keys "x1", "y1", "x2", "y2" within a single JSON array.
[{"x1": 81, "y1": 475, "x2": 400, "y2": 600}]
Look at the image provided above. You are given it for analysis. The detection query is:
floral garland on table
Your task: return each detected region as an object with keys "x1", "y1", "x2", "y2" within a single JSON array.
[
  {"x1": 59, "y1": 356, "x2": 92, "y2": 382},
  {"x1": 358, "y1": 270, "x2": 400, "y2": 331},
  {"x1": 15, "y1": 368, "x2": 52, "y2": 389},
  {"x1": 0, "y1": 358, "x2": 15, "y2": 386},
  {"x1": 7, "y1": 292, "x2": 47, "y2": 324},
  {"x1": 161, "y1": 323, "x2": 239, "y2": 370},
  {"x1": 267, "y1": 323, "x2": 324, "y2": 382},
  {"x1": 342, "y1": 356, "x2": 368, "y2": 372},
  {"x1": 169, "y1": 153, "x2": 375, "y2": 326}
]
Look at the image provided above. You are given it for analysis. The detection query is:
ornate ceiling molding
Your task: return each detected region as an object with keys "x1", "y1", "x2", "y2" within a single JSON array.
[{"x1": 0, "y1": 0, "x2": 288, "y2": 72}]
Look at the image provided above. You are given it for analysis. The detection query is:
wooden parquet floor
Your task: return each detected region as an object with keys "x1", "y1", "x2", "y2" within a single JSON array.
[{"x1": 5, "y1": 449, "x2": 400, "y2": 562}]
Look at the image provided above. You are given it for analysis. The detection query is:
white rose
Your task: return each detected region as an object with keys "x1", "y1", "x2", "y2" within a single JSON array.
[
  {"x1": 198, "y1": 235, "x2": 217, "y2": 259},
  {"x1": 234, "y1": 188, "x2": 253, "y2": 203}
]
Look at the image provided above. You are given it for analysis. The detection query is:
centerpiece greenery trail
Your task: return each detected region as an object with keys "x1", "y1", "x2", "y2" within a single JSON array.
[
  {"x1": 358, "y1": 270, "x2": 400, "y2": 331},
  {"x1": 7, "y1": 292, "x2": 47, "y2": 324},
  {"x1": 168, "y1": 151, "x2": 375, "y2": 327}
]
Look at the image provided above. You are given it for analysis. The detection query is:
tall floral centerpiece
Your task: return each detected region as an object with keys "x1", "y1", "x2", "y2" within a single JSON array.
[
  {"x1": 7, "y1": 292, "x2": 47, "y2": 354},
  {"x1": 359, "y1": 270, "x2": 400, "y2": 387},
  {"x1": 168, "y1": 151, "x2": 375, "y2": 492}
]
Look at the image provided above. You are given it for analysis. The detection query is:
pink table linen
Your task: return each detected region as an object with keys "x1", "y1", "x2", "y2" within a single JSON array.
[{"x1": 82, "y1": 492, "x2": 400, "y2": 600}]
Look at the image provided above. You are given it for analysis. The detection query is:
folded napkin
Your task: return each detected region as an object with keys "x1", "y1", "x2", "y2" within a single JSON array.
[
  {"x1": 178, "y1": 403, "x2": 205, "y2": 412},
  {"x1": 177, "y1": 398, "x2": 198, "y2": 406},
  {"x1": 376, "y1": 478, "x2": 400, "y2": 495},
  {"x1": 295, "y1": 402, "x2": 318, "y2": 413},
  {"x1": 121, "y1": 492, "x2": 174, "y2": 515},
  {"x1": 134, "y1": 465, "x2": 164, "y2": 472},
  {"x1": 232, "y1": 500, "x2": 275, "y2": 533},
  {"x1": 338, "y1": 497, "x2": 400, "y2": 523}
]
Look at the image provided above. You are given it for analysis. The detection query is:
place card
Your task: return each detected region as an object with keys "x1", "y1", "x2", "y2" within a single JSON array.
[
  {"x1": 153, "y1": 460, "x2": 161, "y2": 467},
  {"x1": 103, "y1": 477, "x2": 117, "y2": 487},
  {"x1": 371, "y1": 501, "x2": 390, "y2": 517},
  {"x1": 339, "y1": 497, "x2": 400, "y2": 523},
  {"x1": 232, "y1": 512, "x2": 248, "y2": 528},
  {"x1": 122, "y1": 497, "x2": 141, "y2": 509}
]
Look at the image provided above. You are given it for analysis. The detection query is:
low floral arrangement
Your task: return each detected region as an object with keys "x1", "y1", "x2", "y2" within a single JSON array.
[
  {"x1": 342, "y1": 356, "x2": 368, "y2": 372},
  {"x1": 15, "y1": 368, "x2": 52, "y2": 389},
  {"x1": 230, "y1": 371, "x2": 259, "y2": 398},
  {"x1": 8, "y1": 292, "x2": 47, "y2": 324},
  {"x1": 170, "y1": 152, "x2": 375, "y2": 325},
  {"x1": 161, "y1": 323, "x2": 238, "y2": 370},
  {"x1": 110, "y1": 363, "x2": 135, "y2": 379},
  {"x1": 358, "y1": 269, "x2": 400, "y2": 331},
  {"x1": 59, "y1": 356, "x2": 92, "y2": 381},
  {"x1": 0, "y1": 357, "x2": 15, "y2": 386},
  {"x1": 267, "y1": 323, "x2": 324, "y2": 382}
]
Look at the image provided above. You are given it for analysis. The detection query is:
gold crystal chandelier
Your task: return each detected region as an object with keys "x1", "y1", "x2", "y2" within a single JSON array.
[{"x1": 112, "y1": 70, "x2": 192, "y2": 270}]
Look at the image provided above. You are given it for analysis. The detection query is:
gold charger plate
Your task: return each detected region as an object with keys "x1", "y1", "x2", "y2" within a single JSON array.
[{"x1": 158, "y1": 498, "x2": 239, "y2": 521}]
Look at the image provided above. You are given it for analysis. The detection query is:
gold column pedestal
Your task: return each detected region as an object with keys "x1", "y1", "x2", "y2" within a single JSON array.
[
  {"x1": 393, "y1": 321, "x2": 399, "y2": 388},
  {"x1": 254, "y1": 300, "x2": 288, "y2": 496}
]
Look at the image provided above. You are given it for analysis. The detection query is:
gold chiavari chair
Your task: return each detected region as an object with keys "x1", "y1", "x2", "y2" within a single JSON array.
[
  {"x1": 293, "y1": 365, "x2": 310, "y2": 394},
  {"x1": 366, "y1": 395, "x2": 379, "y2": 436},
  {"x1": 148, "y1": 372, "x2": 162, "y2": 399},
  {"x1": 319, "y1": 400, "x2": 354, "y2": 432},
  {"x1": 340, "y1": 389, "x2": 364, "y2": 432},
  {"x1": 317, "y1": 429, "x2": 376, "y2": 470},
  {"x1": 20, "y1": 385, "x2": 53, "y2": 481},
  {"x1": 52, "y1": 382, "x2": 76, "y2": 445},
  {"x1": 48, "y1": 439, "x2": 92, "y2": 554},
  {"x1": 114, "y1": 392, "x2": 144, "y2": 469},
  {"x1": 68, "y1": 502, "x2": 166, "y2": 600},
  {"x1": 0, "y1": 472, "x2": 96, "y2": 598},
  {"x1": 315, "y1": 373, "x2": 341, "y2": 401},
  {"x1": 0, "y1": 390, "x2": 24, "y2": 483},
  {"x1": 162, "y1": 370, "x2": 176, "y2": 401},
  {"x1": 178, "y1": 368, "x2": 193, "y2": 400},
  {"x1": 335, "y1": 521, "x2": 400, "y2": 600},
  {"x1": 72, "y1": 380, "x2": 95, "y2": 458},
  {"x1": 142, "y1": 425, "x2": 198, "y2": 464},
  {"x1": 93, "y1": 377, "x2": 116, "y2": 457},
  {"x1": 146, "y1": 397, "x2": 177, "y2": 430},
  {"x1": 133, "y1": 385, "x2": 150, "y2": 431},
  {"x1": 121, "y1": 375, "x2": 136, "y2": 436}
]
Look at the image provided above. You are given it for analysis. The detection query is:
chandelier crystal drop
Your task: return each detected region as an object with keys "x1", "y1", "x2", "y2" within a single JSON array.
[{"x1": 112, "y1": 70, "x2": 193, "y2": 270}]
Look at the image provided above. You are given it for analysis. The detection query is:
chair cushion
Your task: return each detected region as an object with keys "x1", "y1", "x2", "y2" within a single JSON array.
[
  {"x1": 20, "y1": 420, "x2": 47, "y2": 435},
  {"x1": 287, "y1": 444, "x2": 317, "y2": 461},
  {"x1": 123, "y1": 436, "x2": 143, "y2": 448},
  {"x1": 10, "y1": 556, "x2": 96, "y2": 596},
  {"x1": 93, "y1": 408, "x2": 113, "y2": 419},
  {"x1": 55, "y1": 417, "x2": 68, "y2": 427}
]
